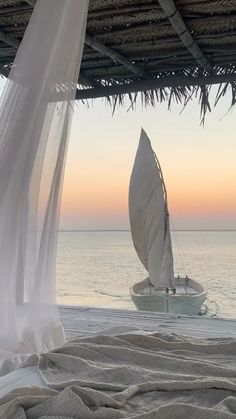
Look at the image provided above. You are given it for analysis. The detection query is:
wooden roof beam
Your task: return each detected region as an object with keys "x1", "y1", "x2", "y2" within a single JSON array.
[
  {"x1": 157, "y1": 0, "x2": 212, "y2": 73},
  {"x1": 0, "y1": 3, "x2": 32, "y2": 46},
  {"x1": 24, "y1": 0, "x2": 144, "y2": 75},
  {"x1": 79, "y1": 71, "x2": 102, "y2": 89},
  {"x1": 76, "y1": 72, "x2": 236, "y2": 100},
  {"x1": 0, "y1": 17, "x2": 98, "y2": 90},
  {"x1": 85, "y1": 34, "x2": 143, "y2": 75},
  {"x1": 0, "y1": 5, "x2": 31, "y2": 15},
  {"x1": 0, "y1": 30, "x2": 20, "y2": 48},
  {"x1": 88, "y1": 4, "x2": 161, "y2": 19},
  {"x1": 0, "y1": 29, "x2": 97, "y2": 90}
]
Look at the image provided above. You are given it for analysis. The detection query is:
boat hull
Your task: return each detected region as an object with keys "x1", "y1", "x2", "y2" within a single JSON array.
[{"x1": 130, "y1": 277, "x2": 207, "y2": 316}]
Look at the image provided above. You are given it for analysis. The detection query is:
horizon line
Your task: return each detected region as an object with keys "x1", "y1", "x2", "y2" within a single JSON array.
[{"x1": 58, "y1": 229, "x2": 236, "y2": 232}]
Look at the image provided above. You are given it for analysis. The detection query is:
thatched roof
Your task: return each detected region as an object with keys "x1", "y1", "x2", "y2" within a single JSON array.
[{"x1": 0, "y1": 0, "x2": 236, "y2": 120}]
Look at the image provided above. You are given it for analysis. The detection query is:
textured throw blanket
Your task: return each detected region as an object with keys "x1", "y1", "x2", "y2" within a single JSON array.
[{"x1": 1, "y1": 331, "x2": 236, "y2": 418}]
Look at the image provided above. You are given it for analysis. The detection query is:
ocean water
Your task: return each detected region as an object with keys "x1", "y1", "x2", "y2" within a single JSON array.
[{"x1": 56, "y1": 230, "x2": 236, "y2": 318}]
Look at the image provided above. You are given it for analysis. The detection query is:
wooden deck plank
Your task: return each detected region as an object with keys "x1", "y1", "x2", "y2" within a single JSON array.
[{"x1": 59, "y1": 305, "x2": 236, "y2": 339}]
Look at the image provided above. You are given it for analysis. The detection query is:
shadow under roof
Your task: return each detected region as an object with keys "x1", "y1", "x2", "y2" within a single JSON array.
[{"x1": 0, "y1": 0, "x2": 236, "y2": 119}]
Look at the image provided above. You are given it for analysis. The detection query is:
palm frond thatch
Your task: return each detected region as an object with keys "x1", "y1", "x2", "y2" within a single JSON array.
[{"x1": 0, "y1": 0, "x2": 235, "y2": 120}]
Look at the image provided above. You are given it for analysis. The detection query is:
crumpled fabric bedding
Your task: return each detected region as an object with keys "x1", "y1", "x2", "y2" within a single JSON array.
[{"x1": 0, "y1": 331, "x2": 236, "y2": 418}]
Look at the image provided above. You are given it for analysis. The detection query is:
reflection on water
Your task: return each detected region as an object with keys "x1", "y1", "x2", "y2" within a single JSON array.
[{"x1": 56, "y1": 231, "x2": 236, "y2": 318}]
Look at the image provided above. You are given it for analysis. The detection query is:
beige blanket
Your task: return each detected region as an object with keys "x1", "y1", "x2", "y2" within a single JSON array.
[{"x1": 1, "y1": 331, "x2": 236, "y2": 418}]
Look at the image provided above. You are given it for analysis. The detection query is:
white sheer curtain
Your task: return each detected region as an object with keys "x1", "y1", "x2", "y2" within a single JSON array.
[{"x1": 0, "y1": 0, "x2": 88, "y2": 374}]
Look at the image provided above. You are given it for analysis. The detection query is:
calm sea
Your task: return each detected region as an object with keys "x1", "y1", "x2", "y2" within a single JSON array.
[{"x1": 56, "y1": 230, "x2": 236, "y2": 319}]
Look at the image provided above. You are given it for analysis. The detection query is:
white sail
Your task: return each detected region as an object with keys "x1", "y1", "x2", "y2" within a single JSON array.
[{"x1": 129, "y1": 129, "x2": 174, "y2": 289}]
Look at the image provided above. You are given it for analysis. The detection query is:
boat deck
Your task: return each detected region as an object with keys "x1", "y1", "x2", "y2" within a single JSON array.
[
  {"x1": 141, "y1": 284, "x2": 197, "y2": 295},
  {"x1": 59, "y1": 305, "x2": 236, "y2": 339}
]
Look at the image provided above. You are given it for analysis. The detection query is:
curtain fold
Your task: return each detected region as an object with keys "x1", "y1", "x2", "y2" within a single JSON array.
[{"x1": 0, "y1": 0, "x2": 89, "y2": 374}]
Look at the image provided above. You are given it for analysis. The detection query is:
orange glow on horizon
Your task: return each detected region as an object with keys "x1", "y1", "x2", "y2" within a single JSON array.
[
  {"x1": 61, "y1": 167, "x2": 236, "y2": 222},
  {"x1": 61, "y1": 164, "x2": 129, "y2": 218},
  {"x1": 166, "y1": 170, "x2": 236, "y2": 219},
  {"x1": 60, "y1": 107, "x2": 236, "y2": 230}
]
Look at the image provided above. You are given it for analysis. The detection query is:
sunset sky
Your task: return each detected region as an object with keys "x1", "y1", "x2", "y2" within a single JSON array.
[
  {"x1": 61, "y1": 89, "x2": 236, "y2": 230},
  {"x1": 0, "y1": 77, "x2": 234, "y2": 230}
]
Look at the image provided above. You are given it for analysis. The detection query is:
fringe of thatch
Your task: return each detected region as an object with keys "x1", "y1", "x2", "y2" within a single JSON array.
[{"x1": 94, "y1": 66, "x2": 236, "y2": 124}]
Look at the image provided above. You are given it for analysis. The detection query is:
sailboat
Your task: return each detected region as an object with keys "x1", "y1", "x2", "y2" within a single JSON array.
[{"x1": 129, "y1": 129, "x2": 207, "y2": 315}]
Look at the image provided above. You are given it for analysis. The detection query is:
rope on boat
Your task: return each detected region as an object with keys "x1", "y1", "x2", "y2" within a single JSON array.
[
  {"x1": 201, "y1": 298, "x2": 219, "y2": 317},
  {"x1": 170, "y1": 221, "x2": 192, "y2": 277}
]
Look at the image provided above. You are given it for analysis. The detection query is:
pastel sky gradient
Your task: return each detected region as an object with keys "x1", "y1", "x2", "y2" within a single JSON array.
[
  {"x1": 61, "y1": 90, "x2": 236, "y2": 230},
  {"x1": 0, "y1": 77, "x2": 234, "y2": 230}
]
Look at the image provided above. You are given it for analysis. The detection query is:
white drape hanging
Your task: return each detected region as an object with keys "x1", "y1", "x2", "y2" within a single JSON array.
[{"x1": 0, "y1": 0, "x2": 88, "y2": 374}]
